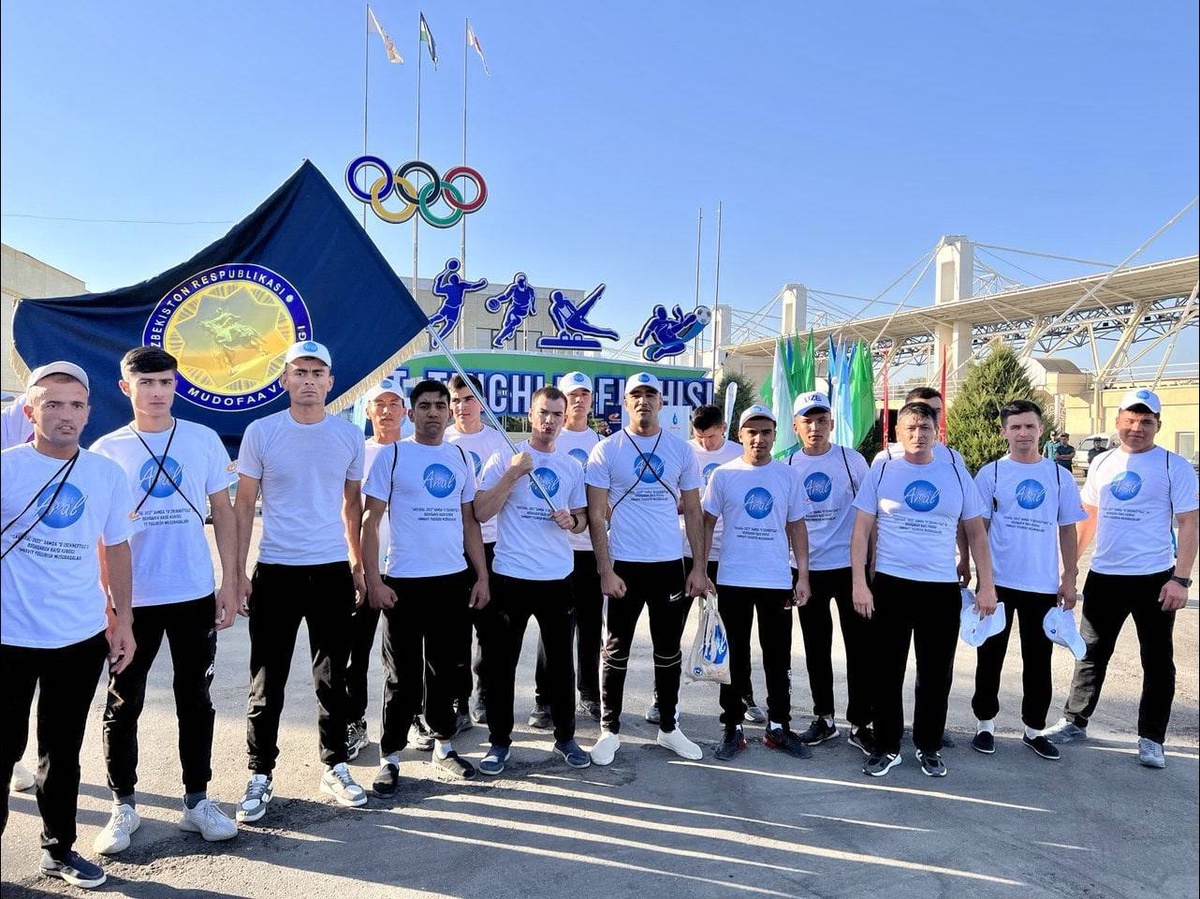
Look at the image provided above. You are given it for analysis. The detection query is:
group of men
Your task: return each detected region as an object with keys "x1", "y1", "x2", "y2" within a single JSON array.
[{"x1": 2, "y1": 342, "x2": 1196, "y2": 890}]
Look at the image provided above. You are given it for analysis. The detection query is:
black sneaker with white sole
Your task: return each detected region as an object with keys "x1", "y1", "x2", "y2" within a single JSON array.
[
  {"x1": 848, "y1": 726, "x2": 876, "y2": 757},
  {"x1": 40, "y1": 850, "x2": 106, "y2": 889},
  {"x1": 1022, "y1": 734, "x2": 1061, "y2": 760},
  {"x1": 863, "y1": 752, "x2": 901, "y2": 777},
  {"x1": 972, "y1": 731, "x2": 996, "y2": 754},
  {"x1": 797, "y1": 718, "x2": 839, "y2": 746},
  {"x1": 373, "y1": 761, "x2": 400, "y2": 798},
  {"x1": 434, "y1": 750, "x2": 476, "y2": 779},
  {"x1": 916, "y1": 749, "x2": 948, "y2": 777}
]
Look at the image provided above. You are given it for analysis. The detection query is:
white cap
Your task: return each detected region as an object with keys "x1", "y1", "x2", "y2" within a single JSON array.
[
  {"x1": 738, "y1": 404, "x2": 777, "y2": 428},
  {"x1": 624, "y1": 372, "x2": 662, "y2": 395},
  {"x1": 557, "y1": 371, "x2": 594, "y2": 393},
  {"x1": 284, "y1": 340, "x2": 332, "y2": 368},
  {"x1": 793, "y1": 391, "x2": 831, "y2": 417},
  {"x1": 959, "y1": 589, "x2": 1007, "y2": 647},
  {"x1": 363, "y1": 377, "x2": 405, "y2": 405},
  {"x1": 1043, "y1": 606, "x2": 1087, "y2": 660},
  {"x1": 1118, "y1": 388, "x2": 1162, "y2": 415},
  {"x1": 26, "y1": 361, "x2": 90, "y2": 393}
]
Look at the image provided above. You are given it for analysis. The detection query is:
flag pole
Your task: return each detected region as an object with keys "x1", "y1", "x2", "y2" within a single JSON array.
[
  {"x1": 457, "y1": 17, "x2": 469, "y2": 351},
  {"x1": 710, "y1": 199, "x2": 723, "y2": 370},
  {"x1": 412, "y1": 14, "x2": 422, "y2": 304},
  {"x1": 361, "y1": 3, "x2": 370, "y2": 229},
  {"x1": 692, "y1": 206, "x2": 702, "y2": 367}
]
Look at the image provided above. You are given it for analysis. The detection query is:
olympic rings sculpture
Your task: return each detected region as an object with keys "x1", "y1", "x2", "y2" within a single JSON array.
[{"x1": 345, "y1": 157, "x2": 488, "y2": 228}]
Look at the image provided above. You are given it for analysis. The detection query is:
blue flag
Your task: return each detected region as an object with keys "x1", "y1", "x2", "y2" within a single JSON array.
[{"x1": 13, "y1": 160, "x2": 426, "y2": 453}]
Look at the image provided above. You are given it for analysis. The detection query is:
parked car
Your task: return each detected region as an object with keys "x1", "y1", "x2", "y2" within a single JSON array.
[{"x1": 1076, "y1": 433, "x2": 1117, "y2": 475}]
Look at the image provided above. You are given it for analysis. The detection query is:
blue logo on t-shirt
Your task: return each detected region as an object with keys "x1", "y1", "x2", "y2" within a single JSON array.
[
  {"x1": 743, "y1": 487, "x2": 774, "y2": 519},
  {"x1": 530, "y1": 467, "x2": 561, "y2": 501},
  {"x1": 423, "y1": 464, "x2": 457, "y2": 498},
  {"x1": 904, "y1": 480, "x2": 940, "y2": 512},
  {"x1": 568, "y1": 448, "x2": 589, "y2": 471},
  {"x1": 703, "y1": 462, "x2": 720, "y2": 485},
  {"x1": 468, "y1": 451, "x2": 483, "y2": 477},
  {"x1": 1015, "y1": 479, "x2": 1046, "y2": 510},
  {"x1": 35, "y1": 482, "x2": 87, "y2": 528},
  {"x1": 1110, "y1": 471, "x2": 1142, "y2": 501},
  {"x1": 634, "y1": 453, "x2": 666, "y2": 483},
  {"x1": 804, "y1": 472, "x2": 833, "y2": 504},
  {"x1": 138, "y1": 456, "x2": 184, "y2": 498}
]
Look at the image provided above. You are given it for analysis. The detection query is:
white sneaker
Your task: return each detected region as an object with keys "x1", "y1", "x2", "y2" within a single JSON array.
[
  {"x1": 93, "y1": 804, "x2": 140, "y2": 855},
  {"x1": 237, "y1": 774, "x2": 273, "y2": 823},
  {"x1": 10, "y1": 761, "x2": 35, "y2": 792},
  {"x1": 319, "y1": 763, "x2": 368, "y2": 807},
  {"x1": 590, "y1": 731, "x2": 621, "y2": 766},
  {"x1": 179, "y1": 798, "x2": 238, "y2": 841},
  {"x1": 656, "y1": 727, "x2": 703, "y2": 760}
]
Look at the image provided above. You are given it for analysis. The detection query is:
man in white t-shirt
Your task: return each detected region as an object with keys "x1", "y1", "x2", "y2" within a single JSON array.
[
  {"x1": 970, "y1": 399, "x2": 1086, "y2": 762},
  {"x1": 1045, "y1": 389, "x2": 1199, "y2": 769},
  {"x1": 703, "y1": 405, "x2": 811, "y2": 761},
  {"x1": 362, "y1": 379, "x2": 491, "y2": 795},
  {"x1": 473, "y1": 386, "x2": 591, "y2": 774},
  {"x1": 531, "y1": 372, "x2": 604, "y2": 724},
  {"x1": 851, "y1": 400, "x2": 997, "y2": 779},
  {"x1": 446, "y1": 372, "x2": 510, "y2": 730},
  {"x1": 585, "y1": 372, "x2": 710, "y2": 766},
  {"x1": 786, "y1": 391, "x2": 875, "y2": 753},
  {"x1": 233, "y1": 341, "x2": 369, "y2": 822},
  {"x1": 89, "y1": 347, "x2": 239, "y2": 855},
  {"x1": 1, "y1": 393, "x2": 35, "y2": 449},
  {"x1": 346, "y1": 379, "x2": 405, "y2": 761},
  {"x1": 2, "y1": 362, "x2": 138, "y2": 890}
]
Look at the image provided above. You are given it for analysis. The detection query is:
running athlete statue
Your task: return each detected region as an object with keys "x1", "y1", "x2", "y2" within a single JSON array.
[{"x1": 486, "y1": 273, "x2": 537, "y2": 348}]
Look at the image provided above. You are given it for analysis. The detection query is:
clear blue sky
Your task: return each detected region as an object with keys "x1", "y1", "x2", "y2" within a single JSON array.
[{"x1": 2, "y1": 1, "x2": 1197, "y2": 340}]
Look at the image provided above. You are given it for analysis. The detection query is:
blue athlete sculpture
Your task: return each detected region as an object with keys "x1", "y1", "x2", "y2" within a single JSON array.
[
  {"x1": 427, "y1": 258, "x2": 489, "y2": 344},
  {"x1": 635, "y1": 304, "x2": 712, "y2": 362},
  {"x1": 537, "y1": 283, "x2": 620, "y2": 351},
  {"x1": 486, "y1": 272, "x2": 538, "y2": 348}
]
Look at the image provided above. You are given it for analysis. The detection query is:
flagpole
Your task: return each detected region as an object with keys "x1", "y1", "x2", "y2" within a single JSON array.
[
  {"x1": 413, "y1": 15, "x2": 422, "y2": 305},
  {"x1": 362, "y1": 3, "x2": 370, "y2": 229},
  {"x1": 710, "y1": 199, "x2": 723, "y2": 370},
  {"x1": 692, "y1": 206, "x2": 702, "y2": 366},
  {"x1": 458, "y1": 17, "x2": 469, "y2": 351}
]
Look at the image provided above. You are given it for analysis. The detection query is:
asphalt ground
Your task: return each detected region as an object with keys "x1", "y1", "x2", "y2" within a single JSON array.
[{"x1": 2, "y1": 523, "x2": 1197, "y2": 899}]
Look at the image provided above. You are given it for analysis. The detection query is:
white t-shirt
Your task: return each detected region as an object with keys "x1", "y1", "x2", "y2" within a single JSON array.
[
  {"x1": 91, "y1": 420, "x2": 234, "y2": 606},
  {"x1": 587, "y1": 428, "x2": 704, "y2": 563},
  {"x1": 447, "y1": 424, "x2": 510, "y2": 544},
  {"x1": 786, "y1": 444, "x2": 870, "y2": 571},
  {"x1": 237, "y1": 411, "x2": 365, "y2": 566},
  {"x1": 681, "y1": 438, "x2": 744, "y2": 559},
  {"x1": 975, "y1": 456, "x2": 1087, "y2": 594},
  {"x1": 480, "y1": 440, "x2": 586, "y2": 581},
  {"x1": 1, "y1": 445, "x2": 139, "y2": 648},
  {"x1": 1081, "y1": 445, "x2": 1200, "y2": 576},
  {"x1": 1, "y1": 397, "x2": 34, "y2": 450},
  {"x1": 363, "y1": 439, "x2": 393, "y2": 569},
  {"x1": 853, "y1": 454, "x2": 984, "y2": 584},
  {"x1": 364, "y1": 438, "x2": 477, "y2": 578},
  {"x1": 875, "y1": 443, "x2": 966, "y2": 467},
  {"x1": 556, "y1": 426, "x2": 600, "y2": 552},
  {"x1": 702, "y1": 459, "x2": 807, "y2": 590}
]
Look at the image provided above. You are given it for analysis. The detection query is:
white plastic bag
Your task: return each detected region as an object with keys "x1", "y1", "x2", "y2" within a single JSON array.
[{"x1": 685, "y1": 593, "x2": 731, "y2": 684}]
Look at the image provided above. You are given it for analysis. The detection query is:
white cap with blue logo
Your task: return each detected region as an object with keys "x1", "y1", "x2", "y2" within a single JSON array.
[
  {"x1": 1118, "y1": 388, "x2": 1162, "y2": 415},
  {"x1": 363, "y1": 377, "x2": 405, "y2": 406},
  {"x1": 738, "y1": 404, "x2": 777, "y2": 428},
  {"x1": 284, "y1": 340, "x2": 332, "y2": 368},
  {"x1": 793, "y1": 391, "x2": 831, "y2": 417},
  {"x1": 557, "y1": 371, "x2": 594, "y2": 394},
  {"x1": 624, "y1": 372, "x2": 663, "y2": 395}
]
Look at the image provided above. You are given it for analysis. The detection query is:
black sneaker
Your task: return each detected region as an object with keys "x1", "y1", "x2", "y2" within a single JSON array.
[
  {"x1": 578, "y1": 698, "x2": 601, "y2": 722},
  {"x1": 455, "y1": 713, "x2": 473, "y2": 735},
  {"x1": 972, "y1": 731, "x2": 996, "y2": 754},
  {"x1": 742, "y1": 698, "x2": 768, "y2": 725},
  {"x1": 941, "y1": 732, "x2": 956, "y2": 749},
  {"x1": 916, "y1": 749, "x2": 948, "y2": 777},
  {"x1": 527, "y1": 703, "x2": 552, "y2": 729},
  {"x1": 863, "y1": 752, "x2": 901, "y2": 777},
  {"x1": 644, "y1": 703, "x2": 661, "y2": 726},
  {"x1": 763, "y1": 725, "x2": 813, "y2": 759},
  {"x1": 848, "y1": 726, "x2": 876, "y2": 757},
  {"x1": 433, "y1": 750, "x2": 476, "y2": 779},
  {"x1": 40, "y1": 850, "x2": 106, "y2": 889},
  {"x1": 1023, "y1": 734, "x2": 1061, "y2": 761},
  {"x1": 715, "y1": 727, "x2": 747, "y2": 761},
  {"x1": 373, "y1": 761, "x2": 399, "y2": 798},
  {"x1": 347, "y1": 718, "x2": 369, "y2": 761},
  {"x1": 797, "y1": 718, "x2": 839, "y2": 746}
]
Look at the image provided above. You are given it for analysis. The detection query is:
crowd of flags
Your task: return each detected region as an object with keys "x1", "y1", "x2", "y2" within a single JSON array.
[
  {"x1": 761, "y1": 333, "x2": 878, "y2": 459},
  {"x1": 367, "y1": 5, "x2": 490, "y2": 74}
]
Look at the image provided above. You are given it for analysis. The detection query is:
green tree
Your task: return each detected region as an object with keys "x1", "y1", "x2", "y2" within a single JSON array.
[
  {"x1": 946, "y1": 342, "x2": 1055, "y2": 474},
  {"x1": 714, "y1": 370, "x2": 757, "y2": 442}
]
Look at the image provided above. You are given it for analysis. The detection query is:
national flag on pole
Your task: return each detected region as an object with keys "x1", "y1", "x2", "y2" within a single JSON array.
[
  {"x1": 466, "y1": 20, "x2": 491, "y2": 76},
  {"x1": 368, "y1": 5, "x2": 404, "y2": 63},
  {"x1": 762, "y1": 337, "x2": 799, "y2": 459},
  {"x1": 850, "y1": 340, "x2": 876, "y2": 447},
  {"x1": 420, "y1": 12, "x2": 438, "y2": 68}
]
